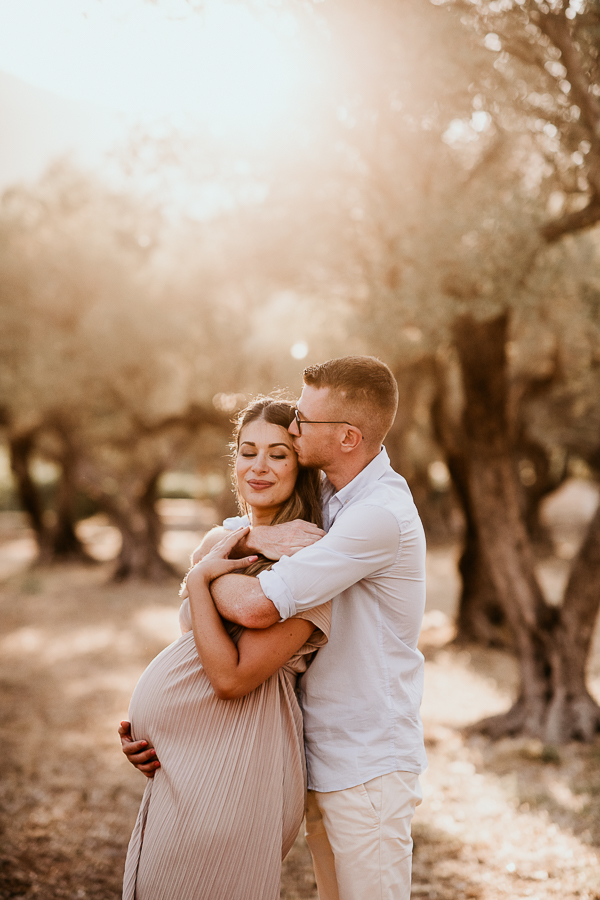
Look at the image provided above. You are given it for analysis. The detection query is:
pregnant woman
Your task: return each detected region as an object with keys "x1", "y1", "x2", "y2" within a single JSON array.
[{"x1": 122, "y1": 398, "x2": 330, "y2": 900}]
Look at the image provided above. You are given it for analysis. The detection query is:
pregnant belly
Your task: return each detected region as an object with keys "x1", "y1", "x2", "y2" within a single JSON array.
[{"x1": 128, "y1": 632, "x2": 214, "y2": 749}]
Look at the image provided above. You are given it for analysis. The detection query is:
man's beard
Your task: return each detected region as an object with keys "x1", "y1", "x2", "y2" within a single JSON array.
[{"x1": 295, "y1": 446, "x2": 331, "y2": 471}]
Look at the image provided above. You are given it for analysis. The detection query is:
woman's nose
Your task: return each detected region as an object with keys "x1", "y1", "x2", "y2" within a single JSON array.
[{"x1": 252, "y1": 453, "x2": 269, "y2": 473}]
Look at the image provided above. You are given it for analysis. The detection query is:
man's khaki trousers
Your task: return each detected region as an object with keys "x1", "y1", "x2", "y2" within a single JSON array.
[{"x1": 305, "y1": 770, "x2": 422, "y2": 900}]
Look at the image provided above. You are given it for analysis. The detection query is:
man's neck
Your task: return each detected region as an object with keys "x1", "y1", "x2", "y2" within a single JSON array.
[{"x1": 323, "y1": 449, "x2": 381, "y2": 492}]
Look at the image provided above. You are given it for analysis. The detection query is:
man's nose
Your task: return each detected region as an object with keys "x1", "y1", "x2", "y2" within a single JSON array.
[{"x1": 288, "y1": 420, "x2": 299, "y2": 437}]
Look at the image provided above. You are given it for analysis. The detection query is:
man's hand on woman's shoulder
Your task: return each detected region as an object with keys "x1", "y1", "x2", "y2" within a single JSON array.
[{"x1": 246, "y1": 520, "x2": 325, "y2": 560}]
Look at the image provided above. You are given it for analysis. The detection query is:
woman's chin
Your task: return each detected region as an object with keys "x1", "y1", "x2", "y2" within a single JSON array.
[
  {"x1": 242, "y1": 494, "x2": 276, "y2": 511},
  {"x1": 243, "y1": 495, "x2": 289, "y2": 516}
]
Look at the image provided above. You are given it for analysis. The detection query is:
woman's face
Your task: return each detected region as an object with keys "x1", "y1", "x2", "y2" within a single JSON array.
[{"x1": 236, "y1": 419, "x2": 299, "y2": 522}]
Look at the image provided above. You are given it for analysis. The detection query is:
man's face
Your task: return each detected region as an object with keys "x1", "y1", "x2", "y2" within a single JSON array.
[{"x1": 288, "y1": 385, "x2": 341, "y2": 470}]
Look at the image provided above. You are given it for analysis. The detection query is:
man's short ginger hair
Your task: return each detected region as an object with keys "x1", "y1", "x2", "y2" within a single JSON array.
[{"x1": 302, "y1": 356, "x2": 398, "y2": 448}]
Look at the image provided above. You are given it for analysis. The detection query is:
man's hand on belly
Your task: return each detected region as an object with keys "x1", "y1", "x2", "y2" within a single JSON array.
[{"x1": 119, "y1": 720, "x2": 161, "y2": 778}]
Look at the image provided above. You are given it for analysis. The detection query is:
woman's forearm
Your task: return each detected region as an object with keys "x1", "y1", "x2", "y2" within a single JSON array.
[
  {"x1": 187, "y1": 573, "x2": 242, "y2": 698},
  {"x1": 187, "y1": 570, "x2": 314, "y2": 700},
  {"x1": 183, "y1": 527, "x2": 317, "y2": 700}
]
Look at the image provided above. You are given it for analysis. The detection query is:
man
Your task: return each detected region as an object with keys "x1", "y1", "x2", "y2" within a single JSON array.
[{"x1": 121, "y1": 355, "x2": 427, "y2": 900}]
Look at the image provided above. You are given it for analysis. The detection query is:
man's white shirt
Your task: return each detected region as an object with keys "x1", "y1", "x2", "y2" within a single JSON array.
[{"x1": 257, "y1": 447, "x2": 428, "y2": 792}]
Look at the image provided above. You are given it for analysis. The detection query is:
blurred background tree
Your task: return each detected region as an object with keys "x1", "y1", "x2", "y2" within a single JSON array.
[
  {"x1": 323, "y1": 0, "x2": 600, "y2": 742},
  {"x1": 0, "y1": 160, "x2": 349, "y2": 577},
  {"x1": 229, "y1": 0, "x2": 600, "y2": 741},
  {"x1": 1, "y1": 0, "x2": 600, "y2": 741}
]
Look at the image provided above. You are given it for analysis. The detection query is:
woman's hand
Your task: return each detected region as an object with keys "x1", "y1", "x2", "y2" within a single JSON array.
[{"x1": 185, "y1": 526, "x2": 258, "y2": 589}]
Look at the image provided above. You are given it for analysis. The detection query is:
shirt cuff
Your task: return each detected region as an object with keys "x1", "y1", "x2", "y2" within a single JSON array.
[{"x1": 257, "y1": 568, "x2": 297, "y2": 620}]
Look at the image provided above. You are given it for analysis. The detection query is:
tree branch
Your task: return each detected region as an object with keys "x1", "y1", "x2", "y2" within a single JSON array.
[
  {"x1": 541, "y1": 195, "x2": 600, "y2": 242},
  {"x1": 538, "y1": 13, "x2": 600, "y2": 136}
]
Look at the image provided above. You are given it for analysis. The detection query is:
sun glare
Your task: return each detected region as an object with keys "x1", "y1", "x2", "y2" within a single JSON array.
[
  {"x1": 290, "y1": 341, "x2": 309, "y2": 359},
  {"x1": 0, "y1": 0, "x2": 308, "y2": 137}
]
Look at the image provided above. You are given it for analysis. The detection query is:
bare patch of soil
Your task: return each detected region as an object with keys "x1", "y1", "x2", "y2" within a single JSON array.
[{"x1": 1, "y1": 492, "x2": 599, "y2": 899}]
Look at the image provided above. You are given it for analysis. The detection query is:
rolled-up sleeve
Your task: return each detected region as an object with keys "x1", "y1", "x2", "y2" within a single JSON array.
[{"x1": 257, "y1": 504, "x2": 400, "y2": 620}]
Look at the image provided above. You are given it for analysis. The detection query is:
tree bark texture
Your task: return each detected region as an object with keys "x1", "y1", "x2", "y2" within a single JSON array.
[
  {"x1": 9, "y1": 429, "x2": 92, "y2": 563},
  {"x1": 453, "y1": 313, "x2": 600, "y2": 743},
  {"x1": 8, "y1": 431, "x2": 53, "y2": 560},
  {"x1": 63, "y1": 404, "x2": 233, "y2": 581},
  {"x1": 433, "y1": 349, "x2": 568, "y2": 646},
  {"x1": 450, "y1": 460, "x2": 509, "y2": 648},
  {"x1": 50, "y1": 445, "x2": 94, "y2": 562},
  {"x1": 431, "y1": 359, "x2": 509, "y2": 647},
  {"x1": 387, "y1": 359, "x2": 460, "y2": 543},
  {"x1": 95, "y1": 473, "x2": 178, "y2": 582}
]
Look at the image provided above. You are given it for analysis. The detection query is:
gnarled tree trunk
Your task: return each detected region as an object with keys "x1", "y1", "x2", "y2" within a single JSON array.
[
  {"x1": 432, "y1": 360, "x2": 509, "y2": 647},
  {"x1": 96, "y1": 472, "x2": 178, "y2": 582},
  {"x1": 546, "y1": 502, "x2": 600, "y2": 741},
  {"x1": 9, "y1": 428, "x2": 92, "y2": 563},
  {"x1": 453, "y1": 312, "x2": 600, "y2": 742},
  {"x1": 51, "y1": 443, "x2": 95, "y2": 562},
  {"x1": 450, "y1": 463, "x2": 508, "y2": 647},
  {"x1": 71, "y1": 404, "x2": 233, "y2": 582},
  {"x1": 8, "y1": 430, "x2": 52, "y2": 557},
  {"x1": 433, "y1": 354, "x2": 567, "y2": 648}
]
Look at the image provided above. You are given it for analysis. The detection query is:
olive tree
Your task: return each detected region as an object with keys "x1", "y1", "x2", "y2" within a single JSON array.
[{"x1": 250, "y1": 0, "x2": 600, "y2": 741}]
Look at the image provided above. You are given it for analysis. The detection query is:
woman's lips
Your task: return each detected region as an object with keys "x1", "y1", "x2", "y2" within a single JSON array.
[{"x1": 246, "y1": 480, "x2": 275, "y2": 490}]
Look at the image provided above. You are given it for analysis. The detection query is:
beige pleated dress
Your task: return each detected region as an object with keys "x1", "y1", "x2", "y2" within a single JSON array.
[{"x1": 122, "y1": 600, "x2": 331, "y2": 900}]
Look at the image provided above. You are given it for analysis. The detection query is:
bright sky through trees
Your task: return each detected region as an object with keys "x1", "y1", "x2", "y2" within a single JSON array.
[{"x1": 0, "y1": 0, "x2": 310, "y2": 135}]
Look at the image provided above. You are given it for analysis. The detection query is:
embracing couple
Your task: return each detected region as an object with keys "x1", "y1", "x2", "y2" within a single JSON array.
[{"x1": 119, "y1": 355, "x2": 427, "y2": 900}]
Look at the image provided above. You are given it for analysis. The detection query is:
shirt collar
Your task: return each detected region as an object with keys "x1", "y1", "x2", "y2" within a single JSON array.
[{"x1": 324, "y1": 446, "x2": 390, "y2": 511}]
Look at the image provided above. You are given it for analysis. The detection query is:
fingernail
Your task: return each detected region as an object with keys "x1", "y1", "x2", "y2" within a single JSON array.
[{"x1": 150, "y1": 749, "x2": 156, "y2": 756}]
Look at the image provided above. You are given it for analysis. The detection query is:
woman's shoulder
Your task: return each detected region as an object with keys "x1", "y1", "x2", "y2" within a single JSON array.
[
  {"x1": 194, "y1": 525, "x2": 228, "y2": 557},
  {"x1": 194, "y1": 516, "x2": 249, "y2": 560},
  {"x1": 222, "y1": 514, "x2": 251, "y2": 531}
]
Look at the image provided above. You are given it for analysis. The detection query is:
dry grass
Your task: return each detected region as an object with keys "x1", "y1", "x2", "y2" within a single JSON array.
[
  {"x1": 414, "y1": 632, "x2": 600, "y2": 900},
  {"x1": 0, "y1": 496, "x2": 599, "y2": 899}
]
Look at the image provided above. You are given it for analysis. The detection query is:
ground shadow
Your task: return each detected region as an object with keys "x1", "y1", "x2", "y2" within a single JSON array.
[
  {"x1": 470, "y1": 735, "x2": 600, "y2": 849},
  {"x1": 412, "y1": 821, "x2": 484, "y2": 900}
]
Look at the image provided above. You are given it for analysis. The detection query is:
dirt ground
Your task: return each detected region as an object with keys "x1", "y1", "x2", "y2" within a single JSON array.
[{"x1": 1, "y1": 486, "x2": 600, "y2": 900}]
